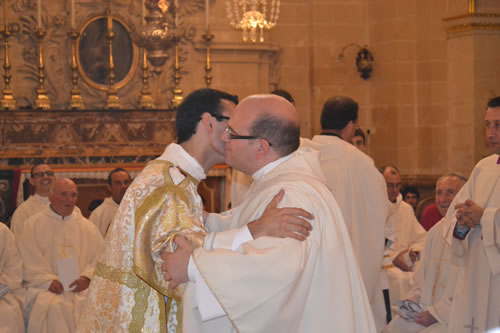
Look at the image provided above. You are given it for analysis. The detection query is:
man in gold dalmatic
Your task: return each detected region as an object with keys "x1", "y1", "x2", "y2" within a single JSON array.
[{"x1": 76, "y1": 88, "x2": 312, "y2": 333}]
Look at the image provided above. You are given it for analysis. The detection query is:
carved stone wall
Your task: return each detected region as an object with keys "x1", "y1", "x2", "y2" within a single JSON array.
[{"x1": 0, "y1": 110, "x2": 176, "y2": 165}]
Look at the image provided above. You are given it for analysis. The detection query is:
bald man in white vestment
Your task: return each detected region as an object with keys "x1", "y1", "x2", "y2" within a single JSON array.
[
  {"x1": 443, "y1": 96, "x2": 500, "y2": 333},
  {"x1": 19, "y1": 178, "x2": 103, "y2": 333},
  {"x1": 163, "y1": 94, "x2": 376, "y2": 333},
  {"x1": 11, "y1": 163, "x2": 55, "y2": 240},
  {"x1": 0, "y1": 223, "x2": 25, "y2": 333},
  {"x1": 301, "y1": 95, "x2": 389, "y2": 331},
  {"x1": 382, "y1": 166, "x2": 427, "y2": 307},
  {"x1": 384, "y1": 174, "x2": 466, "y2": 333},
  {"x1": 88, "y1": 168, "x2": 131, "y2": 237}
]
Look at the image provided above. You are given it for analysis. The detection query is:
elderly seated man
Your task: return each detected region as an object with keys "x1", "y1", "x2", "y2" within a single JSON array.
[{"x1": 19, "y1": 178, "x2": 103, "y2": 333}]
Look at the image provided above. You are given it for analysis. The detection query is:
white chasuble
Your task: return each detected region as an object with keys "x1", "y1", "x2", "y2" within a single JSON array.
[
  {"x1": 443, "y1": 154, "x2": 500, "y2": 333},
  {"x1": 19, "y1": 207, "x2": 103, "y2": 333},
  {"x1": 76, "y1": 143, "x2": 207, "y2": 333},
  {"x1": 302, "y1": 135, "x2": 389, "y2": 329},
  {"x1": 184, "y1": 148, "x2": 376, "y2": 333},
  {"x1": 0, "y1": 223, "x2": 25, "y2": 333},
  {"x1": 384, "y1": 220, "x2": 461, "y2": 333},
  {"x1": 88, "y1": 197, "x2": 119, "y2": 238},
  {"x1": 11, "y1": 193, "x2": 49, "y2": 241},
  {"x1": 386, "y1": 194, "x2": 427, "y2": 305}
]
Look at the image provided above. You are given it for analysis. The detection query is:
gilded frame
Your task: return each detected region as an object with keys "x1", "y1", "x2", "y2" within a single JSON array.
[{"x1": 77, "y1": 15, "x2": 139, "y2": 91}]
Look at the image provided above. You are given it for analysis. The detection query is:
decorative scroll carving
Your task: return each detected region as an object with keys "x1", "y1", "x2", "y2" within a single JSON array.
[{"x1": 0, "y1": 110, "x2": 176, "y2": 162}]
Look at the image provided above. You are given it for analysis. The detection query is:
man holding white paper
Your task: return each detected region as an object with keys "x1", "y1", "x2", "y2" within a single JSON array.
[{"x1": 19, "y1": 178, "x2": 103, "y2": 333}]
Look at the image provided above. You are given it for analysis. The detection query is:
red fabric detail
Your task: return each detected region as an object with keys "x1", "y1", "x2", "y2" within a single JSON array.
[
  {"x1": 12, "y1": 169, "x2": 22, "y2": 210},
  {"x1": 420, "y1": 203, "x2": 443, "y2": 231}
]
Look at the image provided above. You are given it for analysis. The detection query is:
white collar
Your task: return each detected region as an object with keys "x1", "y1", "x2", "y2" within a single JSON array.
[
  {"x1": 252, "y1": 152, "x2": 295, "y2": 181},
  {"x1": 159, "y1": 143, "x2": 206, "y2": 182},
  {"x1": 33, "y1": 193, "x2": 50, "y2": 203}
]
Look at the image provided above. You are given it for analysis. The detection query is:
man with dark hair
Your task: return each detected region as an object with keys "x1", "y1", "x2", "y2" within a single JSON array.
[
  {"x1": 176, "y1": 88, "x2": 239, "y2": 144},
  {"x1": 444, "y1": 96, "x2": 500, "y2": 332},
  {"x1": 402, "y1": 186, "x2": 420, "y2": 212},
  {"x1": 270, "y1": 89, "x2": 295, "y2": 104},
  {"x1": 163, "y1": 94, "x2": 375, "y2": 332},
  {"x1": 78, "y1": 89, "x2": 313, "y2": 332},
  {"x1": 89, "y1": 168, "x2": 131, "y2": 237},
  {"x1": 301, "y1": 95, "x2": 389, "y2": 330},
  {"x1": 11, "y1": 163, "x2": 55, "y2": 240},
  {"x1": 320, "y1": 95, "x2": 359, "y2": 137},
  {"x1": 352, "y1": 127, "x2": 368, "y2": 153}
]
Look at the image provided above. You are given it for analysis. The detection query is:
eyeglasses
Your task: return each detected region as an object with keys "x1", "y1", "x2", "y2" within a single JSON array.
[
  {"x1": 225, "y1": 127, "x2": 273, "y2": 146},
  {"x1": 33, "y1": 171, "x2": 55, "y2": 178},
  {"x1": 213, "y1": 115, "x2": 230, "y2": 122}
]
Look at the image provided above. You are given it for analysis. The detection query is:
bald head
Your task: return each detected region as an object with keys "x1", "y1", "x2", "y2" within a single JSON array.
[
  {"x1": 239, "y1": 94, "x2": 300, "y2": 156},
  {"x1": 435, "y1": 173, "x2": 467, "y2": 216},
  {"x1": 49, "y1": 178, "x2": 78, "y2": 217}
]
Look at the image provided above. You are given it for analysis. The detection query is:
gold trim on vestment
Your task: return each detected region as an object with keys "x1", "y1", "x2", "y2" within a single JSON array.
[{"x1": 94, "y1": 262, "x2": 158, "y2": 331}]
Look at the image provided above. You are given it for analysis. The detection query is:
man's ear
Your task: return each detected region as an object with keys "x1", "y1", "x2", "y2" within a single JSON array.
[
  {"x1": 29, "y1": 178, "x2": 35, "y2": 187},
  {"x1": 255, "y1": 139, "x2": 271, "y2": 159},
  {"x1": 199, "y1": 112, "x2": 214, "y2": 133},
  {"x1": 106, "y1": 183, "x2": 112, "y2": 193}
]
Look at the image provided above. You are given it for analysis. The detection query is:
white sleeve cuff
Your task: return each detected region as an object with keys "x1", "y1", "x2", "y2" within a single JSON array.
[
  {"x1": 231, "y1": 225, "x2": 254, "y2": 251},
  {"x1": 211, "y1": 225, "x2": 254, "y2": 251},
  {"x1": 187, "y1": 255, "x2": 196, "y2": 282},
  {"x1": 190, "y1": 256, "x2": 226, "y2": 321}
]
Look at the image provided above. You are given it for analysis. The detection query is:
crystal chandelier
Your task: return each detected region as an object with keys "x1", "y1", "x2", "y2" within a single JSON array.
[{"x1": 225, "y1": 0, "x2": 280, "y2": 43}]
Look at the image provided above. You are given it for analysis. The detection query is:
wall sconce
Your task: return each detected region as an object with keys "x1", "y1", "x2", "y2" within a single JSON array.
[{"x1": 338, "y1": 43, "x2": 374, "y2": 80}]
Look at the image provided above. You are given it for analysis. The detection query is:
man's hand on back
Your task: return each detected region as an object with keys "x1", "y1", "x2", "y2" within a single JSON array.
[{"x1": 247, "y1": 189, "x2": 314, "y2": 241}]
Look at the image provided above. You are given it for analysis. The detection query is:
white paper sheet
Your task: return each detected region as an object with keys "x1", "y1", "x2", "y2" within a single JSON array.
[{"x1": 57, "y1": 257, "x2": 79, "y2": 292}]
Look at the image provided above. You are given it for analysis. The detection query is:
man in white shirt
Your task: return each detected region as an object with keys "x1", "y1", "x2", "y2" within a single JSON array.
[
  {"x1": 301, "y1": 95, "x2": 389, "y2": 330},
  {"x1": 89, "y1": 168, "x2": 131, "y2": 237},
  {"x1": 444, "y1": 96, "x2": 500, "y2": 332},
  {"x1": 19, "y1": 178, "x2": 103, "y2": 333},
  {"x1": 0, "y1": 223, "x2": 25, "y2": 333},
  {"x1": 11, "y1": 163, "x2": 55, "y2": 240},
  {"x1": 384, "y1": 173, "x2": 466, "y2": 333},
  {"x1": 381, "y1": 166, "x2": 427, "y2": 309},
  {"x1": 163, "y1": 94, "x2": 376, "y2": 332}
]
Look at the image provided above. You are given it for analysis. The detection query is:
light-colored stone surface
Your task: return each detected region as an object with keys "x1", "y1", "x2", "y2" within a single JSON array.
[{"x1": 0, "y1": 0, "x2": 499, "y2": 180}]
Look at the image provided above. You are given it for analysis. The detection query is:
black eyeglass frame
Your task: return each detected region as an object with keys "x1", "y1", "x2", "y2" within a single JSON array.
[
  {"x1": 225, "y1": 127, "x2": 273, "y2": 146},
  {"x1": 32, "y1": 171, "x2": 55, "y2": 178}
]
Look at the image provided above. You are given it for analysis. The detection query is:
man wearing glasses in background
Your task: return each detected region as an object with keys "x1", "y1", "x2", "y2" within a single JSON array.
[{"x1": 11, "y1": 163, "x2": 55, "y2": 241}]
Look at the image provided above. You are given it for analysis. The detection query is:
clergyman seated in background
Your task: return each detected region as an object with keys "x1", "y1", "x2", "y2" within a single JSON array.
[
  {"x1": 162, "y1": 94, "x2": 375, "y2": 332},
  {"x1": 0, "y1": 222, "x2": 25, "y2": 333},
  {"x1": 420, "y1": 174, "x2": 465, "y2": 231},
  {"x1": 19, "y1": 178, "x2": 103, "y2": 333},
  {"x1": 11, "y1": 163, "x2": 55, "y2": 240},
  {"x1": 301, "y1": 95, "x2": 389, "y2": 331},
  {"x1": 352, "y1": 127, "x2": 368, "y2": 154},
  {"x1": 384, "y1": 173, "x2": 466, "y2": 333},
  {"x1": 381, "y1": 165, "x2": 426, "y2": 308},
  {"x1": 89, "y1": 168, "x2": 131, "y2": 238},
  {"x1": 402, "y1": 186, "x2": 420, "y2": 214}
]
